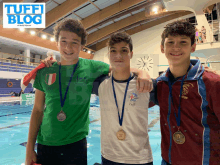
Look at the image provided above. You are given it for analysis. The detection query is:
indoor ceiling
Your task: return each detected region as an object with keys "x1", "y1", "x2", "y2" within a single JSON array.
[
  {"x1": 35, "y1": 0, "x2": 191, "y2": 51},
  {"x1": 0, "y1": 0, "x2": 213, "y2": 54}
]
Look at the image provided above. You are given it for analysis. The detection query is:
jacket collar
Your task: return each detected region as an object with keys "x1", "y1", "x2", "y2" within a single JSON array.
[{"x1": 157, "y1": 59, "x2": 204, "y2": 82}]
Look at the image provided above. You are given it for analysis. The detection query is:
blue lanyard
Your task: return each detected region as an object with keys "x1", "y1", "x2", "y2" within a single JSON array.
[
  {"x1": 168, "y1": 64, "x2": 192, "y2": 127},
  {"x1": 59, "y1": 61, "x2": 79, "y2": 108},
  {"x1": 112, "y1": 74, "x2": 132, "y2": 126}
]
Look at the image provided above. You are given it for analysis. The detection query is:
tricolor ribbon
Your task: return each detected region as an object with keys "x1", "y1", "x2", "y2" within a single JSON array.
[{"x1": 20, "y1": 52, "x2": 54, "y2": 91}]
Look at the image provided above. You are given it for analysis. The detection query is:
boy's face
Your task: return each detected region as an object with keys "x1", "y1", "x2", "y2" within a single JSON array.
[
  {"x1": 109, "y1": 42, "x2": 133, "y2": 70},
  {"x1": 57, "y1": 30, "x2": 83, "y2": 64},
  {"x1": 161, "y1": 35, "x2": 196, "y2": 67}
]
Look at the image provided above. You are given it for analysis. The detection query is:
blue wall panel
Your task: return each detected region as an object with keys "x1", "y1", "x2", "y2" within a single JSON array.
[
  {"x1": 0, "y1": 63, "x2": 36, "y2": 96},
  {"x1": 0, "y1": 79, "x2": 33, "y2": 97}
]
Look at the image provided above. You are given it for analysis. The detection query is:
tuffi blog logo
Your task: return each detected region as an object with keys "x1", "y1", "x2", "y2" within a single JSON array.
[{"x1": 3, "y1": 3, "x2": 45, "y2": 28}]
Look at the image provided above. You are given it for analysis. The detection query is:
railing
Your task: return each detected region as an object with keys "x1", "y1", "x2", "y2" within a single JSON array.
[
  {"x1": 0, "y1": 52, "x2": 41, "y2": 66},
  {"x1": 0, "y1": 57, "x2": 39, "y2": 66},
  {"x1": 193, "y1": 6, "x2": 220, "y2": 44},
  {"x1": 0, "y1": 64, "x2": 33, "y2": 73},
  {"x1": 0, "y1": 52, "x2": 41, "y2": 73}
]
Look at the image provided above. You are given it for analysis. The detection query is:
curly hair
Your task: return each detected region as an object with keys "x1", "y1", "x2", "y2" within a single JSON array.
[
  {"x1": 107, "y1": 32, "x2": 133, "y2": 52},
  {"x1": 161, "y1": 19, "x2": 196, "y2": 46},
  {"x1": 53, "y1": 19, "x2": 88, "y2": 45}
]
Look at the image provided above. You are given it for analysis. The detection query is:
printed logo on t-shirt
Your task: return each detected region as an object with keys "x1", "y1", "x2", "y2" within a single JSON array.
[
  {"x1": 129, "y1": 93, "x2": 138, "y2": 106},
  {"x1": 45, "y1": 73, "x2": 56, "y2": 85}
]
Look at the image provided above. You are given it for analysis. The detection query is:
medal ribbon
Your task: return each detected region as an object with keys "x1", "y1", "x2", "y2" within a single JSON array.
[
  {"x1": 112, "y1": 74, "x2": 132, "y2": 126},
  {"x1": 168, "y1": 64, "x2": 192, "y2": 127},
  {"x1": 59, "y1": 61, "x2": 79, "y2": 109}
]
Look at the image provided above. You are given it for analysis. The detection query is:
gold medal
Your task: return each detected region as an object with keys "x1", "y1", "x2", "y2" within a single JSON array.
[
  {"x1": 57, "y1": 110, "x2": 66, "y2": 121},
  {"x1": 117, "y1": 128, "x2": 126, "y2": 140},
  {"x1": 173, "y1": 130, "x2": 185, "y2": 144},
  {"x1": 112, "y1": 74, "x2": 132, "y2": 141}
]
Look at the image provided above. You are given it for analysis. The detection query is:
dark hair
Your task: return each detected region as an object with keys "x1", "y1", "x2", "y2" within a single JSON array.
[
  {"x1": 54, "y1": 19, "x2": 87, "y2": 45},
  {"x1": 161, "y1": 19, "x2": 195, "y2": 46},
  {"x1": 107, "y1": 32, "x2": 133, "y2": 51}
]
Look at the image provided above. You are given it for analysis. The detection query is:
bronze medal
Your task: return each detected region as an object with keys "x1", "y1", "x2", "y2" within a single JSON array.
[
  {"x1": 117, "y1": 128, "x2": 126, "y2": 140},
  {"x1": 58, "y1": 62, "x2": 78, "y2": 122},
  {"x1": 57, "y1": 110, "x2": 66, "y2": 121},
  {"x1": 173, "y1": 131, "x2": 185, "y2": 144},
  {"x1": 168, "y1": 65, "x2": 192, "y2": 146}
]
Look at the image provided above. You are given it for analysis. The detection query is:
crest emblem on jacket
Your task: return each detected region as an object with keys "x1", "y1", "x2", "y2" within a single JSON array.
[{"x1": 181, "y1": 82, "x2": 194, "y2": 99}]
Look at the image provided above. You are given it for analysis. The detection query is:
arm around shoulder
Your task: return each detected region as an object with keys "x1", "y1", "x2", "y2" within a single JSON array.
[
  {"x1": 92, "y1": 74, "x2": 109, "y2": 96},
  {"x1": 90, "y1": 59, "x2": 110, "y2": 77},
  {"x1": 149, "y1": 79, "x2": 159, "y2": 107}
]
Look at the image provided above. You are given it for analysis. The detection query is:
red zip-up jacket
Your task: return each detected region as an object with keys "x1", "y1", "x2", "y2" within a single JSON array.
[{"x1": 150, "y1": 59, "x2": 220, "y2": 165}]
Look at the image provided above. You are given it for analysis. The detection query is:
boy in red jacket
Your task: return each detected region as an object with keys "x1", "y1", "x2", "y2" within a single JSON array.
[{"x1": 151, "y1": 20, "x2": 220, "y2": 165}]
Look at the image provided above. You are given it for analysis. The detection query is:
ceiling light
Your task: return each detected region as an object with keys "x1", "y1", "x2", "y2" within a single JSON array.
[
  {"x1": 42, "y1": 34, "x2": 47, "y2": 39},
  {"x1": 19, "y1": 28, "x2": 25, "y2": 32},
  {"x1": 87, "y1": 50, "x2": 91, "y2": 54},
  {"x1": 30, "y1": 31, "x2": 36, "y2": 35},
  {"x1": 153, "y1": 7, "x2": 158, "y2": 12},
  {"x1": 50, "y1": 37, "x2": 55, "y2": 42}
]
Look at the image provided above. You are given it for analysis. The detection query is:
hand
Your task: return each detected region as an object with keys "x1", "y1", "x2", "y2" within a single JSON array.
[
  {"x1": 25, "y1": 150, "x2": 37, "y2": 165},
  {"x1": 136, "y1": 70, "x2": 153, "y2": 93},
  {"x1": 40, "y1": 56, "x2": 57, "y2": 67}
]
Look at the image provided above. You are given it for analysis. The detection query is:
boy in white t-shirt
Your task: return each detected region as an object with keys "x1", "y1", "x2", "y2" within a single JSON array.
[{"x1": 93, "y1": 32, "x2": 153, "y2": 165}]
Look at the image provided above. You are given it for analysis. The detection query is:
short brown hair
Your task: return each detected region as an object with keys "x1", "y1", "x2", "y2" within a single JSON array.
[
  {"x1": 53, "y1": 19, "x2": 88, "y2": 45},
  {"x1": 161, "y1": 19, "x2": 195, "y2": 46},
  {"x1": 107, "y1": 32, "x2": 133, "y2": 51}
]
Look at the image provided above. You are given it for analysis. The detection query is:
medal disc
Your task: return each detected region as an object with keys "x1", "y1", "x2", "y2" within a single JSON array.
[
  {"x1": 57, "y1": 110, "x2": 66, "y2": 121},
  {"x1": 116, "y1": 129, "x2": 126, "y2": 140},
  {"x1": 173, "y1": 131, "x2": 185, "y2": 144}
]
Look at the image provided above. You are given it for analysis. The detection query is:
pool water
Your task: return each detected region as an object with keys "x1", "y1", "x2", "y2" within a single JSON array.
[{"x1": 0, "y1": 95, "x2": 161, "y2": 165}]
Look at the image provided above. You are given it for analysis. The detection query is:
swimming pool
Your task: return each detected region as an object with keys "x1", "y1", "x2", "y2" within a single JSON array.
[{"x1": 0, "y1": 95, "x2": 161, "y2": 165}]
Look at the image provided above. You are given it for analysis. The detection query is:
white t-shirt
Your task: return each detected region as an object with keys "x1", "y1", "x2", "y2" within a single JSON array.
[{"x1": 98, "y1": 75, "x2": 153, "y2": 164}]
